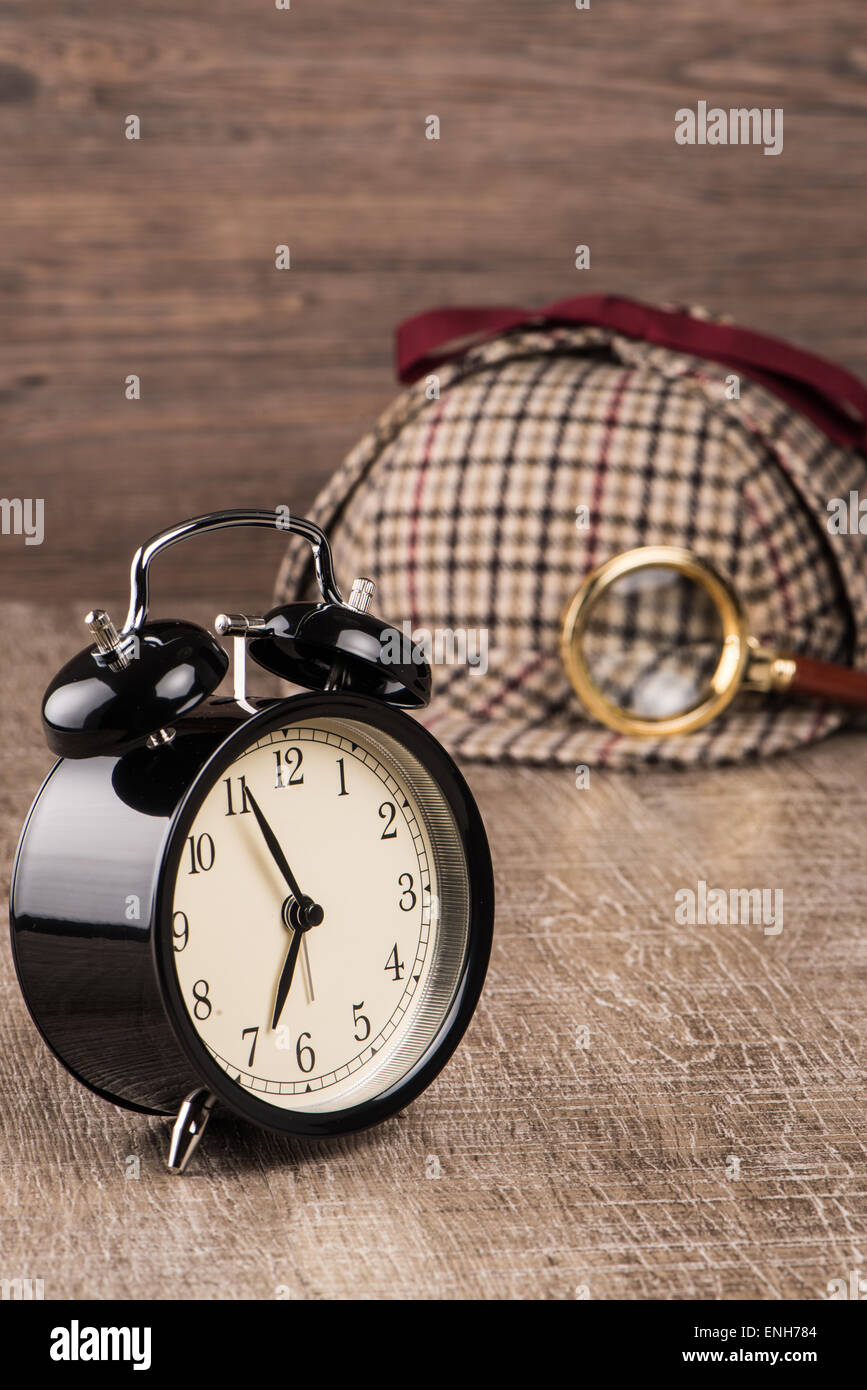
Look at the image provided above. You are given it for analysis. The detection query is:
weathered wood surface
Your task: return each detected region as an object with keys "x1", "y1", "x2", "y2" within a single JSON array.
[
  {"x1": 0, "y1": 601, "x2": 866, "y2": 1300},
  {"x1": 0, "y1": 0, "x2": 865, "y2": 607}
]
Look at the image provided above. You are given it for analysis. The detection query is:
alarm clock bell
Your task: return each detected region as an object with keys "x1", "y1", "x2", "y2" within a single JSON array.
[{"x1": 40, "y1": 509, "x2": 431, "y2": 764}]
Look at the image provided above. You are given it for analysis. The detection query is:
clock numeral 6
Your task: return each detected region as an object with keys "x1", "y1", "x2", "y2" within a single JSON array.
[
  {"x1": 296, "y1": 1031, "x2": 315, "y2": 1074},
  {"x1": 192, "y1": 979, "x2": 212, "y2": 1021},
  {"x1": 186, "y1": 834, "x2": 215, "y2": 875},
  {"x1": 274, "y1": 747, "x2": 304, "y2": 789},
  {"x1": 172, "y1": 910, "x2": 189, "y2": 952},
  {"x1": 353, "y1": 1002, "x2": 371, "y2": 1042}
]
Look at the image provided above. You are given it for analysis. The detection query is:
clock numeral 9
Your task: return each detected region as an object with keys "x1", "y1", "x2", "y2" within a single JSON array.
[
  {"x1": 274, "y1": 747, "x2": 304, "y2": 789},
  {"x1": 398, "y1": 872, "x2": 416, "y2": 911},
  {"x1": 192, "y1": 979, "x2": 212, "y2": 1021},
  {"x1": 186, "y1": 834, "x2": 215, "y2": 875},
  {"x1": 378, "y1": 802, "x2": 397, "y2": 839},
  {"x1": 296, "y1": 1031, "x2": 315, "y2": 1074},
  {"x1": 353, "y1": 1002, "x2": 371, "y2": 1042},
  {"x1": 172, "y1": 910, "x2": 189, "y2": 953}
]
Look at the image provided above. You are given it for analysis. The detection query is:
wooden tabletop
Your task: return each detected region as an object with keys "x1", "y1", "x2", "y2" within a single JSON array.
[
  {"x1": 1, "y1": 600, "x2": 866, "y2": 1300},
  {"x1": 1, "y1": 0, "x2": 865, "y2": 609}
]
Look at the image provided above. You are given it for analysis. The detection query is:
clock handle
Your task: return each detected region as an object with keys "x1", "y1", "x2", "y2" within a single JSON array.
[{"x1": 121, "y1": 507, "x2": 344, "y2": 636}]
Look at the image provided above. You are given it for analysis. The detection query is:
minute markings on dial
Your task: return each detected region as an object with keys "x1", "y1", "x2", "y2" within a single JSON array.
[{"x1": 206, "y1": 925, "x2": 431, "y2": 1095}]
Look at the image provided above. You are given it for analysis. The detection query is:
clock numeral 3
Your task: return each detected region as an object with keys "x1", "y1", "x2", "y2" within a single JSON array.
[
  {"x1": 353, "y1": 1002, "x2": 371, "y2": 1042},
  {"x1": 274, "y1": 747, "x2": 304, "y2": 789},
  {"x1": 192, "y1": 979, "x2": 212, "y2": 1020},
  {"x1": 172, "y1": 910, "x2": 189, "y2": 953},
  {"x1": 296, "y1": 1032, "x2": 315, "y2": 1074},
  {"x1": 186, "y1": 834, "x2": 215, "y2": 874},
  {"x1": 398, "y1": 872, "x2": 416, "y2": 911}
]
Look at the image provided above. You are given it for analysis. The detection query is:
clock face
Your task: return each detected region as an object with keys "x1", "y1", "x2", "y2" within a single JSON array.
[{"x1": 166, "y1": 710, "x2": 474, "y2": 1122}]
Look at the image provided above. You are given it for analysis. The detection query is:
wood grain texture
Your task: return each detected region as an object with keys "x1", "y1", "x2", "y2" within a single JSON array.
[
  {"x1": 1, "y1": 601, "x2": 866, "y2": 1300},
  {"x1": 0, "y1": 0, "x2": 865, "y2": 608}
]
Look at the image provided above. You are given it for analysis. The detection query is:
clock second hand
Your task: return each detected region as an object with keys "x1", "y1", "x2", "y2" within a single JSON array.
[{"x1": 301, "y1": 937, "x2": 315, "y2": 1003}]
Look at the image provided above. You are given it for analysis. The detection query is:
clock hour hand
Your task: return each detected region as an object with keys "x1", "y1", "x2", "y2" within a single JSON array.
[
  {"x1": 244, "y1": 788, "x2": 324, "y2": 930},
  {"x1": 271, "y1": 924, "x2": 303, "y2": 1031},
  {"x1": 271, "y1": 896, "x2": 318, "y2": 1029}
]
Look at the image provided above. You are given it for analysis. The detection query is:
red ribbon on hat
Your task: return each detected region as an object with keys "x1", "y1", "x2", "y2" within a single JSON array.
[{"x1": 396, "y1": 294, "x2": 867, "y2": 454}]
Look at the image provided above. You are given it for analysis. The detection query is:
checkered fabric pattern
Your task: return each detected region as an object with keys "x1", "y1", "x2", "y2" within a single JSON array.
[
  {"x1": 582, "y1": 573, "x2": 725, "y2": 719},
  {"x1": 276, "y1": 320, "x2": 867, "y2": 766}
]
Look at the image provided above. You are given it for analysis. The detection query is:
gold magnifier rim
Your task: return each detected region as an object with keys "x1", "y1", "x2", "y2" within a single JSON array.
[{"x1": 560, "y1": 545, "x2": 751, "y2": 738}]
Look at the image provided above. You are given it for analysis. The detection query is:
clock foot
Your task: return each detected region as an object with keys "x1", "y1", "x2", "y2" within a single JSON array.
[{"x1": 167, "y1": 1089, "x2": 217, "y2": 1174}]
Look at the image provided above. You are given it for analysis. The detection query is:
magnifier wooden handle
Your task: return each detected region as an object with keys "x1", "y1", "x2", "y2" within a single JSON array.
[{"x1": 789, "y1": 654, "x2": 867, "y2": 707}]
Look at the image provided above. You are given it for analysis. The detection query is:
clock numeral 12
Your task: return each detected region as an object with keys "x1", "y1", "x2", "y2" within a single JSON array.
[{"x1": 274, "y1": 747, "x2": 304, "y2": 788}]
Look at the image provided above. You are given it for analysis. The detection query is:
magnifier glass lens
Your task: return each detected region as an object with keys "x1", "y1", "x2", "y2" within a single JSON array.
[{"x1": 581, "y1": 565, "x2": 725, "y2": 720}]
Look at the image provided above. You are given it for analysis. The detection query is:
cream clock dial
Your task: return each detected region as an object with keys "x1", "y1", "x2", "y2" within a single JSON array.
[{"x1": 170, "y1": 716, "x2": 463, "y2": 1114}]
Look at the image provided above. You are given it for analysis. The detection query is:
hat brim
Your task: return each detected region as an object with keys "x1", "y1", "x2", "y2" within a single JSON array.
[{"x1": 416, "y1": 653, "x2": 849, "y2": 768}]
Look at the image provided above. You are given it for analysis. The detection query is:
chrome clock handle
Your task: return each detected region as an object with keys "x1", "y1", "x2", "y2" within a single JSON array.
[{"x1": 121, "y1": 507, "x2": 343, "y2": 636}]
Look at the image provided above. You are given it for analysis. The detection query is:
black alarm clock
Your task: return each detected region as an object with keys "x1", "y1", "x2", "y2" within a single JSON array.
[{"x1": 10, "y1": 509, "x2": 494, "y2": 1172}]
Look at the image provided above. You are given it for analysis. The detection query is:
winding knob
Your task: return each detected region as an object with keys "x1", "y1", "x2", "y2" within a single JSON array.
[
  {"x1": 347, "y1": 577, "x2": 376, "y2": 614},
  {"x1": 85, "y1": 608, "x2": 132, "y2": 670}
]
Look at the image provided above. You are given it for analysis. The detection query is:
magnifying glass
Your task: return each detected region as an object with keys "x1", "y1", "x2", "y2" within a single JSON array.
[{"x1": 560, "y1": 546, "x2": 867, "y2": 738}]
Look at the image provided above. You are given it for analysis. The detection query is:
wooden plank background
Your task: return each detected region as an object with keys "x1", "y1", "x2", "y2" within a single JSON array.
[{"x1": 0, "y1": 0, "x2": 865, "y2": 610}]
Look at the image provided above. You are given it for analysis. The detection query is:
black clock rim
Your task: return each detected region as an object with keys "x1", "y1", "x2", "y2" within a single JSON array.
[
  {"x1": 151, "y1": 692, "x2": 495, "y2": 1138},
  {"x1": 10, "y1": 757, "x2": 173, "y2": 1119}
]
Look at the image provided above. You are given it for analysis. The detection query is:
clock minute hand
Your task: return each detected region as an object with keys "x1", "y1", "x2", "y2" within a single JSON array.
[{"x1": 244, "y1": 788, "x2": 323, "y2": 928}]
